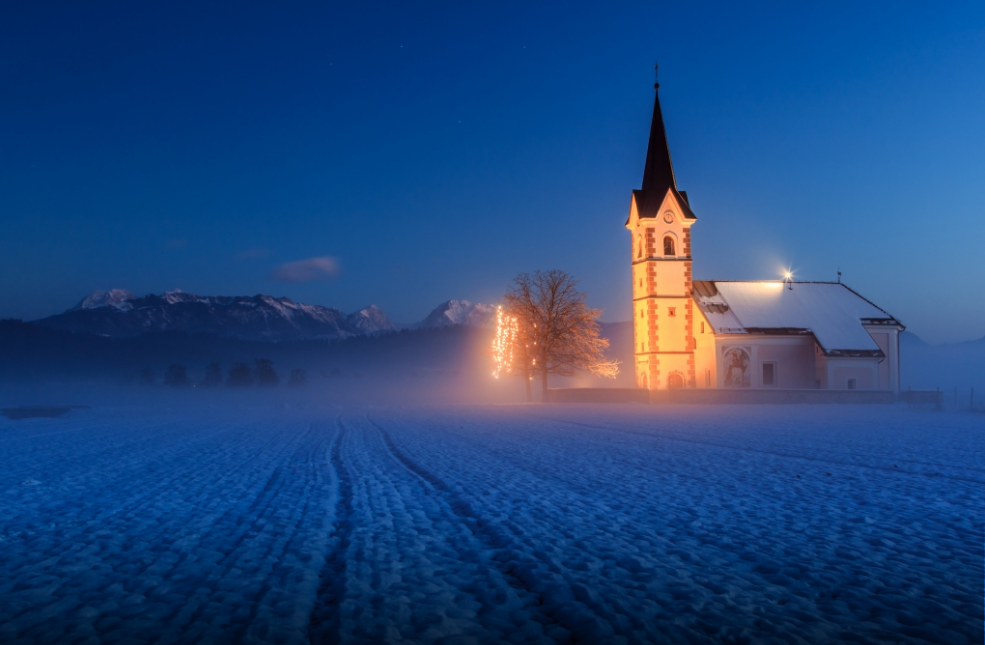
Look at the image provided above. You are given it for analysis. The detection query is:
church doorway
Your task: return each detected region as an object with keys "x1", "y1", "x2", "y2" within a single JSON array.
[{"x1": 667, "y1": 372, "x2": 684, "y2": 389}]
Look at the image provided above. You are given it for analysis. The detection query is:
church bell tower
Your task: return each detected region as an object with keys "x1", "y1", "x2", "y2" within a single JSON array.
[{"x1": 625, "y1": 76, "x2": 697, "y2": 390}]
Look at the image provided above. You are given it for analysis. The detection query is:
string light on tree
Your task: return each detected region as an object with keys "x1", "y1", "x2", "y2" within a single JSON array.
[
  {"x1": 492, "y1": 306, "x2": 518, "y2": 379},
  {"x1": 495, "y1": 270, "x2": 619, "y2": 402}
]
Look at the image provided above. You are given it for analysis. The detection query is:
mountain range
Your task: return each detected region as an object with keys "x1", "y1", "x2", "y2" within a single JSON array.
[
  {"x1": 9, "y1": 292, "x2": 983, "y2": 401},
  {"x1": 34, "y1": 290, "x2": 496, "y2": 342}
]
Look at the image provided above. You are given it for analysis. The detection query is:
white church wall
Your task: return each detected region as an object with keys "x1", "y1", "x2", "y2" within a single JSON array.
[
  {"x1": 829, "y1": 359, "x2": 879, "y2": 390},
  {"x1": 715, "y1": 335, "x2": 816, "y2": 389},
  {"x1": 864, "y1": 324, "x2": 903, "y2": 393},
  {"x1": 869, "y1": 331, "x2": 891, "y2": 390},
  {"x1": 753, "y1": 337, "x2": 816, "y2": 389},
  {"x1": 814, "y1": 346, "x2": 829, "y2": 389}
]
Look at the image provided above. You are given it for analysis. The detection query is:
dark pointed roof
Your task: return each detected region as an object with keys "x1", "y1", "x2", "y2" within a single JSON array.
[
  {"x1": 631, "y1": 83, "x2": 696, "y2": 221},
  {"x1": 641, "y1": 83, "x2": 676, "y2": 194}
]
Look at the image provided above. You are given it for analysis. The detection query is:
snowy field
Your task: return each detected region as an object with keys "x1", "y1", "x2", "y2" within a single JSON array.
[{"x1": 0, "y1": 402, "x2": 981, "y2": 644}]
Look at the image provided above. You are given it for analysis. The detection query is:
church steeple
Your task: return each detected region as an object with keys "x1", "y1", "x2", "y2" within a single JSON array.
[
  {"x1": 632, "y1": 71, "x2": 695, "y2": 221},
  {"x1": 641, "y1": 78, "x2": 677, "y2": 195},
  {"x1": 627, "y1": 68, "x2": 698, "y2": 392}
]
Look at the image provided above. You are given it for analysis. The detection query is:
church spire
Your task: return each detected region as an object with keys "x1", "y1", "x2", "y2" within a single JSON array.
[
  {"x1": 640, "y1": 66, "x2": 677, "y2": 194},
  {"x1": 632, "y1": 67, "x2": 695, "y2": 221}
]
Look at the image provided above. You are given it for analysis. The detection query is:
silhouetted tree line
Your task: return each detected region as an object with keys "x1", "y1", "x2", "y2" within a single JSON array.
[
  {"x1": 151, "y1": 359, "x2": 306, "y2": 388},
  {"x1": 164, "y1": 364, "x2": 188, "y2": 387},
  {"x1": 0, "y1": 319, "x2": 511, "y2": 384}
]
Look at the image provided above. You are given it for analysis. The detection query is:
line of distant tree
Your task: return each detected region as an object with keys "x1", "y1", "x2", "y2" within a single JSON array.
[{"x1": 143, "y1": 359, "x2": 307, "y2": 388}]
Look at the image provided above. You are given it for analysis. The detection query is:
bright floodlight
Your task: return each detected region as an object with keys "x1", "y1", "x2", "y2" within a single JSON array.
[{"x1": 784, "y1": 271, "x2": 792, "y2": 280}]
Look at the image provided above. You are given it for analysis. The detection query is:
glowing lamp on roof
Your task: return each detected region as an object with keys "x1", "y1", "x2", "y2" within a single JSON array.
[{"x1": 783, "y1": 270, "x2": 793, "y2": 290}]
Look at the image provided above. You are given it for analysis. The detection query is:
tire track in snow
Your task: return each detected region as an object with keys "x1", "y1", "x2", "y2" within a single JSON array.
[
  {"x1": 307, "y1": 417, "x2": 353, "y2": 645},
  {"x1": 366, "y1": 416, "x2": 579, "y2": 644},
  {"x1": 228, "y1": 420, "x2": 339, "y2": 644},
  {"x1": 371, "y1": 410, "x2": 984, "y2": 645},
  {"x1": 369, "y1": 414, "x2": 701, "y2": 644},
  {"x1": 317, "y1": 416, "x2": 571, "y2": 643}
]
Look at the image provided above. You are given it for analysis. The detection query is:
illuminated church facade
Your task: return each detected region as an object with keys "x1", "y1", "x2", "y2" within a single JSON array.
[{"x1": 627, "y1": 81, "x2": 904, "y2": 393}]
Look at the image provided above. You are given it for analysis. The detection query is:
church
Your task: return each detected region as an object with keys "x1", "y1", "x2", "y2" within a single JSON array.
[{"x1": 627, "y1": 80, "x2": 904, "y2": 393}]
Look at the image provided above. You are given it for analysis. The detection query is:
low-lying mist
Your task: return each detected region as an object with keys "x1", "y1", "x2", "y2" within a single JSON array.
[{"x1": 0, "y1": 321, "x2": 634, "y2": 409}]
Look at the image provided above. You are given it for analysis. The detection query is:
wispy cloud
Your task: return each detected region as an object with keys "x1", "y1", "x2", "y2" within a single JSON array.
[
  {"x1": 269, "y1": 256, "x2": 341, "y2": 282},
  {"x1": 237, "y1": 248, "x2": 272, "y2": 259}
]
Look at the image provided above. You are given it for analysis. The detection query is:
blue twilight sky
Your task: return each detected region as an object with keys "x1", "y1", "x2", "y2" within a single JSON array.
[{"x1": 1, "y1": 1, "x2": 983, "y2": 343}]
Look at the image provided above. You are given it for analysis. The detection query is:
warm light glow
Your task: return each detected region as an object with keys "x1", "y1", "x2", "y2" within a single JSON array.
[
  {"x1": 784, "y1": 271, "x2": 792, "y2": 280},
  {"x1": 492, "y1": 306, "x2": 517, "y2": 379}
]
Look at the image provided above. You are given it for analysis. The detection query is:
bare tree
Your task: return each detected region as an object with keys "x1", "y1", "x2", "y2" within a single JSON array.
[
  {"x1": 254, "y1": 359, "x2": 279, "y2": 387},
  {"x1": 500, "y1": 270, "x2": 618, "y2": 400},
  {"x1": 201, "y1": 362, "x2": 222, "y2": 388},
  {"x1": 226, "y1": 362, "x2": 253, "y2": 387},
  {"x1": 288, "y1": 368, "x2": 307, "y2": 388},
  {"x1": 163, "y1": 364, "x2": 188, "y2": 387},
  {"x1": 139, "y1": 367, "x2": 155, "y2": 386}
]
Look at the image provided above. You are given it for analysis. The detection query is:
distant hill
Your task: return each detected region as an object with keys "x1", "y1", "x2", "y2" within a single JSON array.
[
  {"x1": 33, "y1": 290, "x2": 497, "y2": 342},
  {"x1": 899, "y1": 330, "x2": 928, "y2": 348},
  {"x1": 900, "y1": 331, "x2": 985, "y2": 396},
  {"x1": 36, "y1": 289, "x2": 359, "y2": 342}
]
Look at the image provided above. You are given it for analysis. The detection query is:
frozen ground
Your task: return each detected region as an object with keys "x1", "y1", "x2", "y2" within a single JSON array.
[{"x1": 0, "y1": 402, "x2": 981, "y2": 644}]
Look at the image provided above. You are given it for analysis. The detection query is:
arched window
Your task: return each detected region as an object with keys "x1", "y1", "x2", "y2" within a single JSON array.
[
  {"x1": 636, "y1": 235, "x2": 643, "y2": 259},
  {"x1": 664, "y1": 235, "x2": 676, "y2": 256},
  {"x1": 640, "y1": 372, "x2": 648, "y2": 389}
]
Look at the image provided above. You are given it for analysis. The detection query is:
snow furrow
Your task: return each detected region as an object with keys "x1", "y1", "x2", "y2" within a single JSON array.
[
  {"x1": 0, "y1": 412, "x2": 341, "y2": 644},
  {"x1": 541, "y1": 415, "x2": 985, "y2": 484},
  {"x1": 157, "y1": 422, "x2": 329, "y2": 643},
  {"x1": 367, "y1": 416, "x2": 576, "y2": 643},
  {"x1": 371, "y1": 407, "x2": 982, "y2": 644},
  {"x1": 1, "y1": 404, "x2": 979, "y2": 644}
]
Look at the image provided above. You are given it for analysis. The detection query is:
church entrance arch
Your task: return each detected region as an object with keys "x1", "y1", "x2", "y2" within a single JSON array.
[{"x1": 667, "y1": 372, "x2": 685, "y2": 389}]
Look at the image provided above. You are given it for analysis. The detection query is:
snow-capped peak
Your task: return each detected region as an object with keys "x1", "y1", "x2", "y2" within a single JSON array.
[
  {"x1": 72, "y1": 289, "x2": 136, "y2": 312},
  {"x1": 416, "y1": 300, "x2": 496, "y2": 329},
  {"x1": 346, "y1": 305, "x2": 395, "y2": 335},
  {"x1": 162, "y1": 289, "x2": 197, "y2": 304}
]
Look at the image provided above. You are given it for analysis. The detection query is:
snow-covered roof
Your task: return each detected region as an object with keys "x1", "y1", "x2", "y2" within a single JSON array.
[{"x1": 693, "y1": 281, "x2": 902, "y2": 354}]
